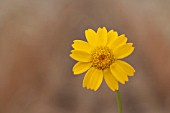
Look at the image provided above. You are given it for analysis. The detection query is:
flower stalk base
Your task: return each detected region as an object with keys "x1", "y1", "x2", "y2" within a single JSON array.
[{"x1": 116, "y1": 90, "x2": 122, "y2": 113}]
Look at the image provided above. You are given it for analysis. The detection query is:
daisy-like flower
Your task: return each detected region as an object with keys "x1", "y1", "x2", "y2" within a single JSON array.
[{"x1": 70, "y1": 27, "x2": 135, "y2": 91}]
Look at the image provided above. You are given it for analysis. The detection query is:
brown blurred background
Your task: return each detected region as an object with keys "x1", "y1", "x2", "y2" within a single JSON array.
[{"x1": 0, "y1": 0, "x2": 170, "y2": 113}]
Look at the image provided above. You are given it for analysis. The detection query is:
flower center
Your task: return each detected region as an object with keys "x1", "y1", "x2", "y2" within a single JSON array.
[{"x1": 91, "y1": 47, "x2": 114, "y2": 70}]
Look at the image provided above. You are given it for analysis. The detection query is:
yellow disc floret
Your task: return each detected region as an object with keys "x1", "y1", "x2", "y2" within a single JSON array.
[{"x1": 91, "y1": 47, "x2": 114, "y2": 70}]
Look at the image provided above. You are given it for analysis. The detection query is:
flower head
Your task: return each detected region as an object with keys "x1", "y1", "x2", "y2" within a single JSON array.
[{"x1": 70, "y1": 27, "x2": 135, "y2": 91}]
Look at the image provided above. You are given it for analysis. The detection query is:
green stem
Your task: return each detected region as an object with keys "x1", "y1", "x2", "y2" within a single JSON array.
[{"x1": 116, "y1": 90, "x2": 122, "y2": 113}]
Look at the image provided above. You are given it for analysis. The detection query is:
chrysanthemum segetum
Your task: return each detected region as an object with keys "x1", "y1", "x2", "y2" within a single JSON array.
[{"x1": 70, "y1": 27, "x2": 135, "y2": 91}]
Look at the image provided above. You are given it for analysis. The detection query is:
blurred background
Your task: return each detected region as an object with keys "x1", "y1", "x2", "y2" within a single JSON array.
[{"x1": 0, "y1": 0, "x2": 170, "y2": 113}]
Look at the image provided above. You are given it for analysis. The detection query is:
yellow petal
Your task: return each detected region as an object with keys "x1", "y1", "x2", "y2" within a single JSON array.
[
  {"x1": 113, "y1": 43, "x2": 134, "y2": 59},
  {"x1": 110, "y1": 63, "x2": 128, "y2": 84},
  {"x1": 85, "y1": 29, "x2": 98, "y2": 47},
  {"x1": 72, "y1": 40, "x2": 93, "y2": 53},
  {"x1": 83, "y1": 67, "x2": 95, "y2": 89},
  {"x1": 70, "y1": 50, "x2": 91, "y2": 62},
  {"x1": 103, "y1": 68, "x2": 119, "y2": 91},
  {"x1": 107, "y1": 30, "x2": 118, "y2": 48},
  {"x1": 128, "y1": 43, "x2": 133, "y2": 46},
  {"x1": 115, "y1": 60, "x2": 135, "y2": 76},
  {"x1": 97, "y1": 27, "x2": 107, "y2": 46},
  {"x1": 73, "y1": 62, "x2": 92, "y2": 75},
  {"x1": 83, "y1": 68, "x2": 103, "y2": 91},
  {"x1": 110, "y1": 34, "x2": 127, "y2": 50},
  {"x1": 90, "y1": 69, "x2": 103, "y2": 91}
]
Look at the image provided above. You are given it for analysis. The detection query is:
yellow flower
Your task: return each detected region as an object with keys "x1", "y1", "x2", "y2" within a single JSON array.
[{"x1": 70, "y1": 27, "x2": 135, "y2": 91}]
